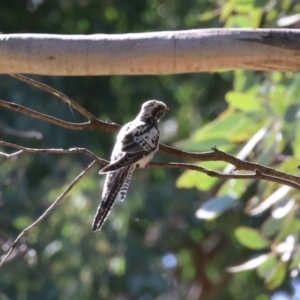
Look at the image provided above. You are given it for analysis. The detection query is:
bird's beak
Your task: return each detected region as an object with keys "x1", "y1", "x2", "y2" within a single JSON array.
[{"x1": 165, "y1": 106, "x2": 170, "y2": 111}]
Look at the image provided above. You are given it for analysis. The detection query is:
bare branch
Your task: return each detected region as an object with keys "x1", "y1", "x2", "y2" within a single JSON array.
[
  {"x1": 9, "y1": 73, "x2": 98, "y2": 122},
  {"x1": 158, "y1": 145, "x2": 300, "y2": 184},
  {"x1": 1, "y1": 29, "x2": 300, "y2": 75},
  {"x1": 0, "y1": 160, "x2": 97, "y2": 268},
  {"x1": 3, "y1": 76, "x2": 292, "y2": 187},
  {"x1": 4, "y1": 76, "x2": 297, "y2": 188},
  {"x1": 150, "y1": 162, "x2": 300, "y2": 191},
  {"x1": 6, "y1": 74, "x2": 120, "y2": 132},
  {"x1": 2, "y1": 140, "x2": 300, "y2": 191},
  {"x1": 0, "y1": 98, "x2": 93, "y2": 130},
  {"x1": 0, "y1": 140, "x2": 108, "y2": 165}
]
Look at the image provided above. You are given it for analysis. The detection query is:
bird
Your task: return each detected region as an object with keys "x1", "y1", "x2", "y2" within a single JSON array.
[{"x1": 92, "y1": 100, "x2": 169, "y2": 231}]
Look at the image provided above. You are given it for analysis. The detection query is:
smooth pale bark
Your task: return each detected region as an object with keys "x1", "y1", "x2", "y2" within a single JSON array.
[{"x1": 0, "y1": 29, "x2": 300, "y2": 75}]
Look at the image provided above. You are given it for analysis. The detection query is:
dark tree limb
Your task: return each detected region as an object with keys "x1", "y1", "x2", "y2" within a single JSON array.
[
  {"x1": 2, "y1": 140, "x2": 300, "y2": 191},
  {"x1": 150, "y1": 162, "x2": 300, "y2": 191},
  {"x1": 157, "y1": 146, "x2": 300, "y2": 184},
  {"x1": 0, "y1": 98, "x2": 92, "y2": 130},
  {"x1": 9, "y1": 74, "x2": 98, "y2": 122}
]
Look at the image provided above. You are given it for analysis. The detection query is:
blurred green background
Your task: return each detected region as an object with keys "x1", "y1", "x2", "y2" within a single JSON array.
[{"x1": 1, "y1": 0, "x2": 300, "y2": 299}]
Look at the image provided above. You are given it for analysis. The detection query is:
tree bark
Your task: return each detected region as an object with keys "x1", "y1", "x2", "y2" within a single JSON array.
[{"x1": 1, "y1": 29, "x2": 300, "y2": 75}]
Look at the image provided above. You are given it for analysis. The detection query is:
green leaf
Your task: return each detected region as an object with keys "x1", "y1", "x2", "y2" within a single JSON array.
[
  {"x1": 176, "y1": 111, "x2": 264, "y2": 152},
  {"x1": 265, "y1": 261, "x2": 287, "y2": 290},
  {"x1": 220, "y1": 0, "x2": 234, "y2": 22},
  {"x1": 269, "y1": 84, "x2": 288, "y2": 116},
  {"x1": 226, "y1": 91, "x2": 261, "y2": 112},
  {"x1": 195, "y1": 195, "x2": 237, "y2": 220},
  {"x1": 275, "y1": 217, "x2": 300, "y2": 243},
  {"x1": 234, "y1": 227, "x2": 269, "y2": 250},
  {"x1": 261, "y1": 217, "x2": 285, "y2": 238},
  {"x1": 176, "y1": 161, "x2": 227, "y2": 190},
  {"x1": 197, "y1": 10, "x2": 216, "y2": 21},
  {"x1": 226, "y1": 13, "x2": 260, "y2": 28},
  {"x1": 176, "y1": 169, "x2": 218, "y2": 190},
  {"x1": 193, "y1": 112, "x2": 259, "y2": 142},
  {"x1": 284, "y1": 103, "x2": 300, "y2": 123},
  {"x1": 218, "y1": 177, "x2": 249, "y2": 198},
  {"x1": 289, "y1": 249, "x2": 300, "y2": 269},
  {"x1": 257, "y1": 255, "x2": 277, "y2": 279},
  {"x1": 279, "y1": 157, "x2": 300, "y2": 173},
  {"x1": 292, "y1": 126, "x2": 300, "y2": 156},
  {"x1": 176, "y1": 138, "x2": 228, "y2": 152}
]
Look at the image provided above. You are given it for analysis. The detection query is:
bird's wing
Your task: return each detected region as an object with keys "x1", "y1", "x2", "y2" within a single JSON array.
[
  {"x1": 92, "y1": 165, "x2": 134, "y2": 231},
  {"x1": 121, "y1": 123, "x2": 158, "y2": 153},
  {"x1": 99, "y1": 152, "x2": 145, "y2": 173},
  {"x1": 99, "y1": 123, "x2": 159, "y2": 174}
]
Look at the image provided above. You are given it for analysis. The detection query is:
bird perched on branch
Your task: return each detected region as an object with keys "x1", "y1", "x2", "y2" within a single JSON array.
[{"x1": 92, "y1": 100, "x2": 169, "y2": 231}]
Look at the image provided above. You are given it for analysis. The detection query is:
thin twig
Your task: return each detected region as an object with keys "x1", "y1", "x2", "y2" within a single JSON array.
[
  {"x1": 9, "y1": 74, "x2": 120, "y2": 132},
  {"x1": 0, "y1": 99, "x2": 92, "y2": 130},
  {"x1": 0, "y1": 160, "x2": 97, "y2": 268},
  {"x1": 0, "y1": 140, "x2": 108, "y2": 165},
  {"x1": 9, "y1": 74, "x2": 97, "y2": 122}
]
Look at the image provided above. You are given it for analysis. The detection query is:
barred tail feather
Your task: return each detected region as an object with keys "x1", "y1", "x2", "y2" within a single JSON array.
[
  {"x1": 92, "y1": 166, "x2": 132, "y2": 231},
  {"x1": 118, "y1": 166, "x2": 134, "y2": 202}
]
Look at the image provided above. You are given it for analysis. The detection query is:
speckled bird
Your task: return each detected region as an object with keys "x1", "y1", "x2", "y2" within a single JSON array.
[{"x1": 92, "y1": 100, "x2": 169, "y2": 231}]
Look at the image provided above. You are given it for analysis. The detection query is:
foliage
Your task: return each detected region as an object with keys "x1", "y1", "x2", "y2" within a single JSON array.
[
  {"x1": 177, "y1": 70, "x2": 300, "y2": 294},
  {"x1": 1, "y1": 0, "x2": 300, "y2": 300}
]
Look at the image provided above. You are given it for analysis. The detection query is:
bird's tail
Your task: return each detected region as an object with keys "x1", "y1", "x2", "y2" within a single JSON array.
[{"x1": 92, "y1": 165, "x2": 134, "y2": 231}]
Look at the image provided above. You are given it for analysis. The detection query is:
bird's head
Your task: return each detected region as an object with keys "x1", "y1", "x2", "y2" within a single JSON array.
[{"x1": 139, "y1": 100, "x2": 169, "y2": 122}]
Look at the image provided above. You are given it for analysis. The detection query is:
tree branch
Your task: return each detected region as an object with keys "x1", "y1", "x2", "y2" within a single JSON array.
[
  {"x1": 9, "y1": 74, "x2": 99, "y2": 125},
  {"x1": 1, "y1": 29, "x2": 300, "y2": 75},
  {"x1": 2, "y1": 140, "x2": 300, "y2": 191},
  {"x1": 3, "y1": 74, "x2": 300, "y2": 187},
  {"x1": 157, "y1": 145, "x2": 300, "y2": 184},
  {"x1": 0, "y1": 140, "x2": 108, "y2": 165},
  {"x1": 150, "y1": 162, "x2": 300, "y2": 191},
  {"x1": 0, "y1": 98, "x2": 92, "y2": 130},
  {"x1": 0, "y1": 160, "x2": 97, "y2": 268},
  {"x1": 3, "y1": 74, "x2": 120, "y2": 132}
]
